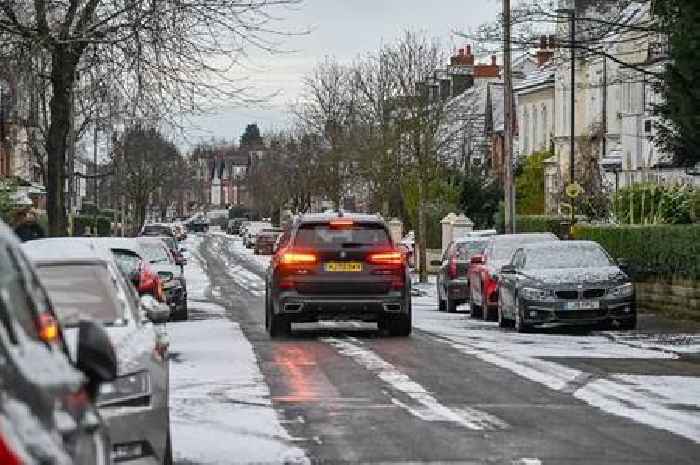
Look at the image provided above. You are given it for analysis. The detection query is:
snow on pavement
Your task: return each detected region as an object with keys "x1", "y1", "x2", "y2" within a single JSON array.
[
  {"x1": 410, "y1": 278, "x2": 700, "y2": 443},
  {"x1": 169, "y1": 234, "x2": 307, "y2": 464}
]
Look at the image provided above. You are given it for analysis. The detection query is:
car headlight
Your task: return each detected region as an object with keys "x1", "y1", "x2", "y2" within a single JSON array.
[
  {"x1": 607, "y1": 282, "x2": 634, "y2": 298},
  {"x1": 520, "y1": 287, "x2": 556, "y2": 302},
  {"x1": 97, "y1": 371, "x2": 150, "y2": 406}
]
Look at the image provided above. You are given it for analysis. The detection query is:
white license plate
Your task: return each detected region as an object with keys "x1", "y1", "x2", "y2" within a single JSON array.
[{"x1": 565, "y1": 300, "x2": 600, "y2": 310}]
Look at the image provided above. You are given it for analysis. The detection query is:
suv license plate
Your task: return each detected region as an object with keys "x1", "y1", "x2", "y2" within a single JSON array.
[
  {"x1": 325, "y1": 262, "x2": 363, "y2": 272},
  {"x1": 566, "y1": 300, "x2": 600, "y2": 310}
]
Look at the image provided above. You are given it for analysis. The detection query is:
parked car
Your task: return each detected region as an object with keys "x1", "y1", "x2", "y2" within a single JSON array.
[
  {"x1": 173, "y1": 223, "x2": 187, "y2": 241},
  {"x1": 24, "y1": 239, "x2": 173, "y2": 465},
  {"x1": 0, "y1": 222, "x2": 117, "y2": 465},
  {"x1": 498, "y1": 240, "x2": 636, "y2": 332},
  {"x1": 227, "y1": 217, "x2": 247, "y2": 235},
  {"x1": 137, "y1": 237, "x2": 188, "y2": 320},
  {"x1": 139, "y1": 223, "x2": 175, "y2": 238},
  {"x1": 265, "y1": 212, "x2": 411, "y2": 337},
  {"x1": 187, "y1": 216, "x2": 209, "y2": 233},
  {"x1": 244, "y1": 221, "x2": 272, "y2": 248},
  {"x1": 435, "y1": 237, "x2": 490, "y2": 313},
  {"x1": 158, "y1": 235, "x2": 187, "y2": 269},
  {"x1": 468, "y1": 233, "x2": 558, "y2": 321},
  {"x1": 254, "y1": 228, "x2": 283, "y2": 255}
]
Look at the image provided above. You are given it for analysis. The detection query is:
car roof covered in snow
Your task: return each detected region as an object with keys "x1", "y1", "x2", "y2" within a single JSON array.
[{"x1": 22, "y1": 237, "x2": 113, "y2": 262}]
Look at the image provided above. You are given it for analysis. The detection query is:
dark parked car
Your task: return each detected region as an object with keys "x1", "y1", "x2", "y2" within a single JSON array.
[
  {"x1": 255, "y1": 228, "x2": 283, "y2": 255},
  {"x1": 498, "y1": 241, "x2": 636, "y2": 332},
  {"x1": 187, "y1": 217, "x2": 209, "y2": 233},
  {"x1": 0, "y1": 221, "x2": 116, "y2": 465},
  {"x1": 265, "y1": 213, "x2": 411, "y2": 337},
  {"x1": 137, "y1": 237, "x2": 188, "y2": 320},
  {"x1": 468, "y1": 233, "x2": 558, "y2": 321},
  {"x1": 227, "y1": 217, "x2": 247, "y2": 235},
  {"x1": 24, "y1": 239, "x2": 173, "y2": 465},
  {"x1": 435, "y1": 237, "x2": 489, "y2": 313}
]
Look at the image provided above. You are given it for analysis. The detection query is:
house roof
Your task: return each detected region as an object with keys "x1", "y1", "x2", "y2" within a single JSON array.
[{"x1": 514, "y1": 64, "x2": 555, "y2": 95}]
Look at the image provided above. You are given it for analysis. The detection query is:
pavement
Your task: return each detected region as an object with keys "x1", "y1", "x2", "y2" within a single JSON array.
[{"x1": 168, "y1": 231, "x2": 700, "y2": 465}]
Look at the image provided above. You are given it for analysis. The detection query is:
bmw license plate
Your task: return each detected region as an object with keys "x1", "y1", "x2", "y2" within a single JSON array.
[
  {"x1": 565, "y1": 300, "x2": 600, "y2": 310},
  {"x1": 325, "y1": 262, "x2": 362, "y2": 272}
]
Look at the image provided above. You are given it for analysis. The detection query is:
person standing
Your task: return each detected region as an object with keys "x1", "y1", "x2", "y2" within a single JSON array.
[{"x1": 13, "y1": 209, "x2": 46, "y2": 242}]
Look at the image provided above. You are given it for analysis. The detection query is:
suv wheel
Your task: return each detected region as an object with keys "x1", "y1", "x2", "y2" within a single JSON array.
[
  {"x1": 437, "y1": 283, "x2": 446, "y2": 311},
  {"x1": 514, "y1": 298, "x2": 531, "y2": 333},
  {"x1": 446, "y1": 297, "x2": 457, "y2": 313}
]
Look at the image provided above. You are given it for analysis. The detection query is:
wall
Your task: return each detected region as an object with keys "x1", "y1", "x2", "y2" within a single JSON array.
[
  {"x1": 518, "y1": 86, "x2": 555, "y2": 158},
  {"x1": 635, "y1": 279, "x2": 700, "y2": 323}
]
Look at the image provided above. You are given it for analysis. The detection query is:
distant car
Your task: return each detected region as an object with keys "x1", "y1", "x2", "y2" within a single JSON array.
[
  {"x1": 498, "y1": 241, "x2": 636, "y2": 332},
  {"x1": 468, "y1": 233, "x2": 559, "y2": 321},
  {"x1": 265, "y1": 213, "x2": 411, "y2": 337},
  {"x1": 255, "y1": 228, "x2": 283, "y2": 255},
  {"x1": 158, "y1": 235, "x2": 187, "y2": 268},
  {"x1": 137, "y1": 237, "x2": 188, "y2": 320},
  {"x1": 436, "y1": 237, "x2": 490, "y2": 313},
  {"x1": 173, "y1": 223, "x2": 187, "y2": 241},
  {"x1": 0, "y1": 221, "x2": 116, "y2": 465},
  {"x1": 244, "y1": 221, "x2": 272, "y2": 248},
  {"x1": 31, "y1": 255, "x2": 172, "y2": 465},
  {"x1": 227, "y1": 217, "x2": 247, "y2": 235},
  {"x1": 140, "y1": 223, "x2": 175, "y2": 238},
  {"x1": 188, "y1": 217, "x2": 209, "y2": 233}
]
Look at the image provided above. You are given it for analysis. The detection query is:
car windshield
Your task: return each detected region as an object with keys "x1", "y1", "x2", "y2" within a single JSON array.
[
  {"x1": 524, "y1": 244, "x2": 614, "y2": 269},
  {"x1": 112, "y1": 250, "x2": 141, "y2": 276},
  {"x1": 139, "y1": 242, "x2": 172, "y2": 264},
  {"x1": 493, "y1": 235, "x2": 556, "y2": 261},
  {"x1": 35, "y1": 263, "x2": 128, "y2": 326},
  {"x1": 295, "y1": 223, "x2": 391, "y2": 248},
  {"x1": 455, "y1": 240, "x2": 487, "y2": 259}
]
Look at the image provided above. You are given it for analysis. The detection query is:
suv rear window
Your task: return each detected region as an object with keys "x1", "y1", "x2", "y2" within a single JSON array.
[
  {"x1": 455, "y1": 240, "x2": 487, "y2": 259},
  {"x1": 294, "y1": 223, "x2": 391, "y2": 248}
]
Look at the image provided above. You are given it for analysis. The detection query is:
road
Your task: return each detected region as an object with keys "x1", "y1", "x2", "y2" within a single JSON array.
[{"x1": 169, "y1": 231, "x2": 700, "y2": 465}]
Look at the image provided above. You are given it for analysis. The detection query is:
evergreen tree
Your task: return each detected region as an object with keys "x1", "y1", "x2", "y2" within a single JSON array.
[
  {"x1": 655, "y1": 0, "x2": 700, "y2": 167},
  {"x1": 240, "y1": 124, "x2": 263, "y2": 147}
]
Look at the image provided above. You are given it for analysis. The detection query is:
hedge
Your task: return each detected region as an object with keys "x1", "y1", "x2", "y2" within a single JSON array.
[
  {"x1": 73, "y1": 215, "x2": 112, "y2": 236},
  {"x1": 517, "y1": 215, "x2": 572, "y2": 238},
  {"x1": 572, "y1": 224, "x2": 700, "y2": 281}
]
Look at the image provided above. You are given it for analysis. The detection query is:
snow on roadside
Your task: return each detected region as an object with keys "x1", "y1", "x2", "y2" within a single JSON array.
[
  {"x1": 410, "y1": 285, "x2": 700, "y2": 443},
  {"x1": 169, "y1": 234, "x2": 308, "y2": 464}
]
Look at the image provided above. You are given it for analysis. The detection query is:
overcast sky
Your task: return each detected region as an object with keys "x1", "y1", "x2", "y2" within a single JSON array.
[{"x1": 182, "y1": 0, "x2": 502, "y2": 149}]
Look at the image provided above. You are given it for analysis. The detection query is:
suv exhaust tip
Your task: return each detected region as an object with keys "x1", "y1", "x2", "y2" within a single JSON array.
[
  {"x1": 383, "y1": 303, "x2": 402, "y2": 313},
  {"x1": 283, "y1": 303, "x2": 304, "y2": 313}
]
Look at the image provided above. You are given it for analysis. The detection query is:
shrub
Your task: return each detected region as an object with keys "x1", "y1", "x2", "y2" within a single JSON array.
[
  {"x1": 515, "y1": 150, "x2": 548, "y2": 215},
  {"x1": 572, "y1": 224, "x2": 700, "y2": 281},
  {"x1": 612, "y1": 183, "x2": 694, "y2": 224},
  {"x1": 517, "y1": 215, "x2": 572, "y2": 238}
]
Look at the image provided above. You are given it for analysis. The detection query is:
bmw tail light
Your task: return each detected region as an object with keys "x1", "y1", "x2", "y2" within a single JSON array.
[
  {"x1": 367, "y1": 251, "x2": 403, "y2": 266},
  {"x1": 280, "y1": 251, "x2": 317, "y2": 266}
]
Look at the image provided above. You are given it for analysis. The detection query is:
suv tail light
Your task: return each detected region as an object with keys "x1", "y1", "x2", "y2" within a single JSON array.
[
  {"x1": 280, "y1": 251, "x2": 317, "y2": 266},
  {"x1": 367, "y1": 251, "x2": 404, "y2": 266},
  {"x1": 448, "y1": 255, "x2": 458, "y2": 279},
  {"x1": 329, "y1": 218, "x2": 354, "y2": 228},
  {"x1": 0, "y1": 433, "x2": 22, "y2": 465}
]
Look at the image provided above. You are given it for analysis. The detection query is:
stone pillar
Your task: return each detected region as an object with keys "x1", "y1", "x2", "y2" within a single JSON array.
[
  {"x1": 388, "y1": 218, "x2": 403, "y2": 244},
  {"x1": 441, "y1": 213, "x2": 457, "y2": 253},
  {"x1": 452, "y1": 214, "x2": 474, "y2": 240}
]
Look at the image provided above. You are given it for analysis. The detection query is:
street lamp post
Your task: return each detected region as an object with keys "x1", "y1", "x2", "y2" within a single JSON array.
[{"x1": 556, "y1": 7, "x2": 576, "y2": 226}]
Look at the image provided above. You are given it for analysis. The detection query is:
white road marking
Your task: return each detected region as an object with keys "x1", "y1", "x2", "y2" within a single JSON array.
[
  {"x1": 513, "y1": 459, "x2": 542, "y2": 465},
  {"x1": 323, "y1": 337, "x2": 508, "y2": 430}
]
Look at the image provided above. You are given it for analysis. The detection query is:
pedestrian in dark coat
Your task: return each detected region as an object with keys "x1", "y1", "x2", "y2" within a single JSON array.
[{"x1": 13, "y1": 209, "x2": 46, "y2": 242}]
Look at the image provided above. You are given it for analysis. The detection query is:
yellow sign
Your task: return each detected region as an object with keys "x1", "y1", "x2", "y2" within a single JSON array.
[{"x1": 565, "y1": 182, "x2": 584, "y2": 198}]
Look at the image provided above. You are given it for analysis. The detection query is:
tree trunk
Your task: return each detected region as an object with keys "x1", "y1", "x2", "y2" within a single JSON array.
[
  {"x1": 46, "y1": 49, "x2": 77, "y2": 236},
  {"x1": 417, "y1": 175, "x2": 427, "y2": 283}
]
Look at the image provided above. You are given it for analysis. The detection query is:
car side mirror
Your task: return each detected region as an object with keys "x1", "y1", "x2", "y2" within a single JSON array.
[
  {"x1": 77, "y1": 320, "x2": 117, "y2": 399},
  {"x1": 470, "y1": 254, "x2": 484, "y2": 265},
  {"x1": 140, "y1": 295, "x2": 171, "y2": 324},
  {"x1": 500, "y1": 264, "x2": 517, "y2": 274}
]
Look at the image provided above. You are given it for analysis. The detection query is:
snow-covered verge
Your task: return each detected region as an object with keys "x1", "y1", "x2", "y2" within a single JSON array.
[
  {"x1": 169, "y1": 235, "x2": 307, "y2": 464},
  {"x1": 410, "y1": 277, "x2": 700, "y2": 444}
]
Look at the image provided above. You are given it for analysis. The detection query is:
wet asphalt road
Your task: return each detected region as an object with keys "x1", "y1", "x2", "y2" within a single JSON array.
[{"x1": 177, "y1": 232, "x2": 700, "y2": 465}]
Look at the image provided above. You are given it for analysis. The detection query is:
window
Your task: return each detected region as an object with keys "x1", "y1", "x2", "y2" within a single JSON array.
[{"x1": 542, "y1": 106, "x2": 548, "y2": 149}]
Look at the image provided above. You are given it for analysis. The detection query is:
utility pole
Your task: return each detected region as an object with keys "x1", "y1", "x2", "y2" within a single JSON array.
[
  {"x1": 569, "y1": 10, "x2": 576, "y2": 189},
  {"x1": 92, "y1": 119, "x2": 98, "y2": 235},
  {"x1": 503, "y1": 0, "x2": 515, "y2": 233}
]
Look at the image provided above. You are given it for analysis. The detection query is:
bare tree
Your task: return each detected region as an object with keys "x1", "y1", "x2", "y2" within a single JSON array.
[{"x1": 0, "y1": 0, "x2": 303, "y2": 235}]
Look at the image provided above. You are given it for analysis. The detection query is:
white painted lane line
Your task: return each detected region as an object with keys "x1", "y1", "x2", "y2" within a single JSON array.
[
  {"x1": 513, "y1": 459, "x2": 542, "y2": 465},
  {"x1": 323, "y1": 337, "x2": 508, "y2": 430}
]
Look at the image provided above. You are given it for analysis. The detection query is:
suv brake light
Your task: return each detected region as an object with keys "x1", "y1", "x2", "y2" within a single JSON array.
[
  {"x1": 367, "y1": 251, "x2": 403, "y2": 266},
  {"x1": 329, "y1": 218, "x2": 354, "y2": 228},
  {"x1": 280, "y1": 251, "x2": 317, "y2": 266}
]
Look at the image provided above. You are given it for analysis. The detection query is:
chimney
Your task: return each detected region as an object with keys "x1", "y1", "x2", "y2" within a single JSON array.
[
  {"x1": 450, "y1": 44, "x2": 474, "y2": 66},
  {"x1": 458, "y1": 48, "x2": 464, "y2": 56},
  {"x1": 466, "y1": 45, "x2": 472, "y2": 56}
]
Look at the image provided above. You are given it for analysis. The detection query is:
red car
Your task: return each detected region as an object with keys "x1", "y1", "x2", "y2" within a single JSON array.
[{"x1": 468, "y1": 233, "x2": 558, "y2": 321}]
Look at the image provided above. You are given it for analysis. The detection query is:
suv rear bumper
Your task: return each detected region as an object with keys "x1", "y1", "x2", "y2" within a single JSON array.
[{"x1": 276, "y1": 291, "x2": 408, "y2": 322}]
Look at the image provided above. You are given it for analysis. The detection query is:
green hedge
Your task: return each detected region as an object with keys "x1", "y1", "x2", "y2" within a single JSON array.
[
  {"x1": 517, "y1": 215, "x2": 572, "y2": 238},
  {"x1": 572, "y1": 224, "x2": 700, "y2": 281},
  {"x1": 73, "y1": 215, "x2": 112, "y2": 236}
]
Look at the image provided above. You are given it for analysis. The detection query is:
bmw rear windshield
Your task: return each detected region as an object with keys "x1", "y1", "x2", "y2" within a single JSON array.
[{"x1": 294, "y1": 223, "x2": 391, "y2": 248}]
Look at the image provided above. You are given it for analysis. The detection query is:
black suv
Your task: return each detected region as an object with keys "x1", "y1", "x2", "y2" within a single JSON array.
[
  {"x1": 0, "y1": 221, "x2": 117, "y2": 465},
  {"x1": 265, "y1": 213, "x2": 412, "y2": 337}
]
